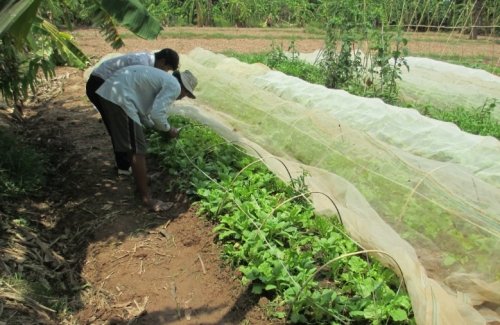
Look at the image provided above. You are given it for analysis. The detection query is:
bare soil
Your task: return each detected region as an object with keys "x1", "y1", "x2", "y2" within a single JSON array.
[
  {"x1": 66, "y1": 28, "x2": 303, "y2": 325},
  {"x1": 72, "y1": 27, "x2": 325, "y2": 58},
  {"x1": 11, "y1": 67, "x2": 276, "y2": 324},
  {"x1": 73, "y1": 26, "x2": 499, "y2": 66}
]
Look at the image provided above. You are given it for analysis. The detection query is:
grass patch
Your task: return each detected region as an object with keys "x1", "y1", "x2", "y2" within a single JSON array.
[
  {"x1": 223, "y1": 48, "x2": 325, "y2": 85},
  {"x1": 159, "y1": 30, "x2": 324, "y2": 40},
  {"x1": 303, "y1": 25, "x2": 327, "y2": 35},
  {"x1": 417, "y1": 100, "x2": 500, "y2": 138},
  {"x1": 122, "y1": 29, "x2": 325, "y2": 41},
  {"x1": 405, "y1": 34, "x2": 494, "y2": 45},
  {"x1": 222, "y1": 50, "x2": 268, "y2": 64},
  {"x1": 0, "y1": 129, "x2": 46, "y2": 199}
]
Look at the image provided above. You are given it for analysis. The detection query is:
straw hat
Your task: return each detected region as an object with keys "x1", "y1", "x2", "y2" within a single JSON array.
[{"x1": 179, "y1": 70, "x2": 197, "y2": 99}]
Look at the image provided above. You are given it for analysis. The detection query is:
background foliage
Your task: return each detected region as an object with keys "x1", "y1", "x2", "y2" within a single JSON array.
[
  {"x1": 0, "y1": 0, "x2": 162, "y2": 107},
  {"x1": 2, "y1": 0, "x2": 497, "y2": 109},
  {"x1": 133, "y1": 0, "x2": 499, "y2": 33}
]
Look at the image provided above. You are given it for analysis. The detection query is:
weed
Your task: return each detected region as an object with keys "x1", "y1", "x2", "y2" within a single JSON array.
[
  {"x1": 224, "y1": 44, "x2": 325, "y2": 86},
  {"x1": 417, "y1": 99, "x2": 499, "y2": 138},
  {"x1": 0, "y1": 130, "x2": 46, "y2": 199}
]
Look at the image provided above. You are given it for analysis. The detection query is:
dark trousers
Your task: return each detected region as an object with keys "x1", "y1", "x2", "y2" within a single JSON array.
[{"x1": 86, "y1": 74, "x2": 131, "y2": 170}]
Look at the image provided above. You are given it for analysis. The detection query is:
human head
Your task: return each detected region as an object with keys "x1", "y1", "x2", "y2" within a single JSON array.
[
  {"x1": 172, "y1": 70, "x2": 197, "y2": 99},
  {"x1": 154, "y1": 48, "x2": 179, "y2": 71}
]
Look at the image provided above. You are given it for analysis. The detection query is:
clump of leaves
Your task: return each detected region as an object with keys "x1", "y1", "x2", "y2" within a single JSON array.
[
  {"x1": 267, "y1": 41, "x2": 326, "y2": 85},
  {"x1": 367, "y1": 30, "x2": 409, "y2": 104},
  {"x1": 321, "y1": 28, "x2": 364, "y2": 91},
  {"x1": 0, "y1": 36, "x2": 55, "y2": 107},
  {"x1": 197, "y1": 162, "x2": 413, "y2": 324},
  {"x1": 321, "y1": 19, "x2": 409, "y2": 104}
]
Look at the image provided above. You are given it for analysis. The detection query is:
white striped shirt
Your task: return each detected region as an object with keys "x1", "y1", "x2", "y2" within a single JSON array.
[
  {"x1": 96, "y1": 65, "x2": 180, "y2": 132},
  {"x1": 92, "y1": 52, "x2": 155, "y2": 80}
]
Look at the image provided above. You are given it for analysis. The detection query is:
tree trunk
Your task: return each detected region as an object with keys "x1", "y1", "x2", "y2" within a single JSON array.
[{"x1": 469, "y1": 0, "x2": 484, "y2": 40}]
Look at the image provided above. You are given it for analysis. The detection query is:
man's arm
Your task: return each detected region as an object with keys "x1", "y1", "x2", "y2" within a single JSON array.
[{"x1": 149, "y1": 84, "x2": 179, "y2": 132}]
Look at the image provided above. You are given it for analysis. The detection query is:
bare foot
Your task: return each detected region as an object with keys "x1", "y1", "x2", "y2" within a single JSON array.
[{"x1": 147, "y1": 199, "x2": 173, "y2": 212}]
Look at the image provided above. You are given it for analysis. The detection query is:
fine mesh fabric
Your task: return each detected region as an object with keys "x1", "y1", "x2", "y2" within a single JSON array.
[
  {"x1": 87, "y1": 48, "x2": 500, "y2": 324},
  {"x1": 398, "y1": 57, "x2": 500, "y2": 121},
  {"x1": 176, "y1": 48, "x2": 499, "y2": 325},
  {"x1": 295, "y1": 50, "x2": 500, "y2": 122}
]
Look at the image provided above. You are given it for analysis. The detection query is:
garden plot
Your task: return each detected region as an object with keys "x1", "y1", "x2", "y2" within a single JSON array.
[
  {"x1": 253, "y1": 70, "x2": 500, "y2": 187},
  {"x1": 398, "y1": 57, "x2": 500, "y2": 120},
  {"x1": 177, "y1": 48, "x2": 500, "y2": 325},
  {"x1": 295, "y1": 50, "x2": 500, "y2": 121}
]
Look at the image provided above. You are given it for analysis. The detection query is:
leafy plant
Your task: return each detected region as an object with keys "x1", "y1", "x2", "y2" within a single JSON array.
[
  {"x1": 148, "y1": 116, "x2": 415, "y2": 324},
  {"x1": 367, "y1": 30, "x2": 409, "y2": 104},
  {"x1": 320, "y1": 10, "x2": 409, "y2": 104},
  {"x1": 0, "y1": 0, "x2": 162, "y2": 107},
  {"x1": 321, "y1": 27, "x2": 364, "y2": 90},
  {"x1": 226, "y1": 43, "x2": 326, "y2": 86}
]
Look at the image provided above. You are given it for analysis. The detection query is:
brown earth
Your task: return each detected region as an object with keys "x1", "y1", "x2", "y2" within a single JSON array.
[
  {"x1": 72, "y1": 27, "x2": 325, "y2": 58},
  {"x1": 73, "y1": 26, "x2": 499, "y2": 66},
  {"x1": 53, "y1": 27, "x2": 500, "y2": 325},
  {"x1": 4, "y1": 67, "x2": 278, "y2": 324}
]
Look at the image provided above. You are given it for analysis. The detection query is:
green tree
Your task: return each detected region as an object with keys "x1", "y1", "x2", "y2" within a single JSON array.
[{"x1": 0, "y1": 0, "x2": 163, "y2": 111}]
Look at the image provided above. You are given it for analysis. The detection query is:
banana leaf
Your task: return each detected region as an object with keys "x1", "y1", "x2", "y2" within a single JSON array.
[
  {"x1": 0, "y1": 0, "x2": 41, "y2": 44},
  {"x1": 33, "y1": 18, "x2": 89, "y2": 69},
  {"x1": 99, "y1": 0, "x2": 162, "y2": 40}
]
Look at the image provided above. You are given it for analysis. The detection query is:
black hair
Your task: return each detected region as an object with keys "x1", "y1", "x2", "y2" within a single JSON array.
[{"x1": 154, "y1": 48, "x2": 179, "y2": 70}]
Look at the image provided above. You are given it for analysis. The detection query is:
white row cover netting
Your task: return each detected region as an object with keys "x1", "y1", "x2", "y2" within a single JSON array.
[
  {"x1": 172, "y1": 48, "x2": 500, "y2": 325},
  {"x1": 398, "y1": 57, "x2": 500, "y2": 121},
  {"x1": 295, "y1": 50, "x2": 500, "y2": 121}
]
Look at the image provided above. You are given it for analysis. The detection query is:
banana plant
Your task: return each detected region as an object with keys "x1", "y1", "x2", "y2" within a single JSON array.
[
  {"x1": 0, "y1": 0, "x2": 41, "y2": 43},
  {"x1": 0, "y1": 0, "x2": 162, "y2": 109}
]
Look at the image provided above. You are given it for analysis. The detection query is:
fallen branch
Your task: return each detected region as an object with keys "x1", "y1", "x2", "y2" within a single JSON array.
[{"x1": 197, "y1": 254, "x2": 207, "y2": 274}]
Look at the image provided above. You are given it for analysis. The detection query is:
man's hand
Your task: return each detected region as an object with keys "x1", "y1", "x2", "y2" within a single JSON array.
[
  {"x1": 167, "y1": 127, "x2": 180, "y2": 139},
  {"x1": 160, "y1": 127, "x2": 180, "y2": 140}
]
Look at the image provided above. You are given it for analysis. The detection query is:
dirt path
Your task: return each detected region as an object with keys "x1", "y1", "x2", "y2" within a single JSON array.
[
  {"x1": 3, "y1": 27, "x2": 319, "y2": 325},
  {"x1": 13, "y1": 65, "x2": 276, "y2": 324},
  {"x1": 62, "y1": 28, "x2": 322, "y2": 323}
]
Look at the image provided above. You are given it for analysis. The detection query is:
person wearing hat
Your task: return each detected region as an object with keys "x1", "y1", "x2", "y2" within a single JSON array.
[
  {"x1": 86, "y1": 48, "x2": 180, "y2": 175},
  {"x1": 95, "y1": 65, "x2": 198, "y2": 212}
]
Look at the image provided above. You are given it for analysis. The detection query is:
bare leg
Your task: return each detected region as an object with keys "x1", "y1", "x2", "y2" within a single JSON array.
[
  {"x1": 130, "y1": 153, "x2": 172, "y2": 212},
  {"x1": 131, "y1": 153, "x2": 150, "y2": 204}
]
